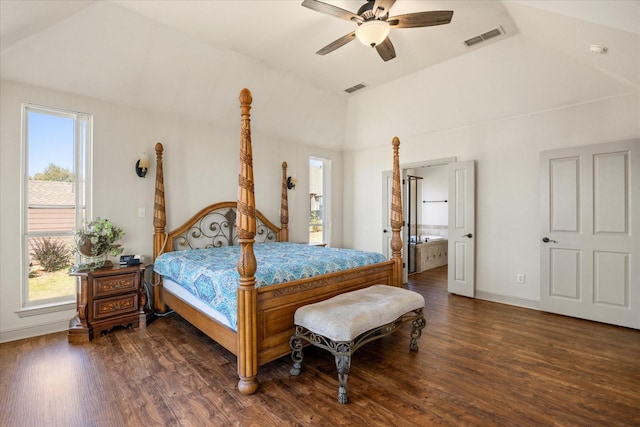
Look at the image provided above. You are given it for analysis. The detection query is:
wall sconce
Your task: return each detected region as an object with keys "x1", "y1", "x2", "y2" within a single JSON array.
[
  {"x1": 135, "y1": 152, "x2": 150, "y2": 178},
  {"x1": 287, "y1": 175, "x2": 297, "y2": 190}
]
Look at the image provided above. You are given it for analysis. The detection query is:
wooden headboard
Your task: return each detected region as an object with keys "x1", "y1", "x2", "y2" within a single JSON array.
[{"x1": 165, "y1": 201, "x2": 281, "y2": 251}]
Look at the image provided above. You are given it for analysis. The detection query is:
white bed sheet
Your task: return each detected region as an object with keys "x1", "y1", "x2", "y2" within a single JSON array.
[{"x1": 162, "y1": 276, "x2": 233, "y2": 329}]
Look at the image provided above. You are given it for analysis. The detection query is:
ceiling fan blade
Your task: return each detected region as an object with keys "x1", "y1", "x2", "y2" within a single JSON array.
[
  {"x1": 375, "y1": 37, "x2": 396, "y2": 62},
  {"x1": 302, "y1": 0, "x2": 363, "y2": 23},
  {"x1": 316, "y1": 32, "x2": 356, "y2": 55},
  {"x1": 372, "y1": 0, "x2": 396, "y2": 18},
  {"x1": 388, "y1": 10, "x2": 453, "y2": 28}
]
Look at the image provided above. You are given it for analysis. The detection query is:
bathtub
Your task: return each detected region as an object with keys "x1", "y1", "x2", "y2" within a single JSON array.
[{"x1": 410, "y1": 237, "x2": 448, "y2": 273}]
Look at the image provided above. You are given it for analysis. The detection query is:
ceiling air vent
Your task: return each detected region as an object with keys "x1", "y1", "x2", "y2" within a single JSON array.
[
  {"x1": 463, "y1": 26, "x2": 505, "y2": 47},
  {"x1": 345, "y1": 83, "x2": 367, "y2": 94}
]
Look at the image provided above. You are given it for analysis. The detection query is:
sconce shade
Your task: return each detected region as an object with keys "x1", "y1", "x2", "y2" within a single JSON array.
[
  {"x1": 138, "y1": 153, "x2": 150, "y2": 169},
  {"x1": 355, "y1": 20, "x2": 391, "y2": 47},
  {"x1": 136, "y1": 152, "x2": 150, "y2": 178}
]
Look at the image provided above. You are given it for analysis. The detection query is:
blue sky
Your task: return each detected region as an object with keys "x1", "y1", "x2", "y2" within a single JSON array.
[{"x1": 28, "y1": 111, "x2": 74, "y2": 177}]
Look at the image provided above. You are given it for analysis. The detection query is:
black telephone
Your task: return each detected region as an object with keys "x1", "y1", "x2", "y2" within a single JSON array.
[{"x1": 120, "y1": 254, "x2": 141, "y2": 266}]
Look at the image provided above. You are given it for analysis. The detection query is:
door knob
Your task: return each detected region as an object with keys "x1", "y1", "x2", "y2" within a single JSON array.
[
  {"x1": 383, "y1": 229, "x2": 388, "y2": 233},
  {"x1": 462, "y1": 233, "x2": 473, "y2": 238},
  {"x1": 542, "y1": 237, "x2": 558, "y2": 243}
]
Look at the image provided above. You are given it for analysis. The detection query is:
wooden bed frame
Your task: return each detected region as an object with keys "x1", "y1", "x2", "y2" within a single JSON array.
[{"x1": 152, "y1": 88, "x2": 404, "y2": 395}]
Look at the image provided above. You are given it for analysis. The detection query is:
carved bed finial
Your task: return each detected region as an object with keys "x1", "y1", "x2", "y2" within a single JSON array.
[{"x1": 239, "y1": 88, "x2": 253, "y2": 110}]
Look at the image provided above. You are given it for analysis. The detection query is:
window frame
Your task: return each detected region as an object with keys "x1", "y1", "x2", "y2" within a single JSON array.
[{"x1": 20, "y1": 104, "x2": 93, "y2": 309}]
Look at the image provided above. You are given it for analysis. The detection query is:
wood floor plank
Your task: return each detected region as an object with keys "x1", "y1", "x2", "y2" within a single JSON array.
[{"x1": 1, "y1": 265, "x2": 639, "y2": 426}]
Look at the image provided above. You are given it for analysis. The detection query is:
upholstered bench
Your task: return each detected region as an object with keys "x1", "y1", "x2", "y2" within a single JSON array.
[{"x1": 289, "y1": 284, "x2": 426, "y2": 404}]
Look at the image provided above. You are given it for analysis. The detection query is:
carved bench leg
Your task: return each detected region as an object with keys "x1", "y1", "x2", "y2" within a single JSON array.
[
  {"x1": 410, "y1": 310, "x2": 426, "y2": 351},
  {"x1": 335, "y1": 343, "x2": 351, "y2": 405},
  {"x1": 290, "y1": 335, "x2": 303, "y2": 376}
]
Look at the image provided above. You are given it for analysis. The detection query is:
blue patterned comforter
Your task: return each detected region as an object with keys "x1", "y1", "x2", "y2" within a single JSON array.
[{"x1": 153, "y1": 242, "x2": 387, "y2": 330}]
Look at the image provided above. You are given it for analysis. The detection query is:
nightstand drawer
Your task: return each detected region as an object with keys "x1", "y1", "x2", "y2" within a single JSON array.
[
  {"x1": 93, "y1": 272, "x2": 138, "y2": 297},
  {"x1": 93, "y1": 294, "x2": 138, "y2": 320}
]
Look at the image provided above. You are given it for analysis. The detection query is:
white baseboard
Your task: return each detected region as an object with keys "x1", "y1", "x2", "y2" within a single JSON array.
[
  {"x1": 475, "y1": 290, "x2": 540, "y2": 311},
  {"x1": 0, "y1": 319, "x2": 69, "y2": 343}
]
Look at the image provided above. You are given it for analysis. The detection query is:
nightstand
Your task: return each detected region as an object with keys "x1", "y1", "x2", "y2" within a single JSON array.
[{"x1": 68, "y1": 264, "x2": 146, "y2": 344}]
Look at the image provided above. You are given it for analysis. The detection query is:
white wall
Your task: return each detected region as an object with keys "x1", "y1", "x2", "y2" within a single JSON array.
[
  {"x1": 420, "y1": 166, "x2": 448, "y2": 228},
  {"x1": 344, "y1": 92, "x2": 640, "y2": 305},
  {"x1": 343, "y1": 31, "x2": 639, "y2": 307},
  {"x1": 0, "y1": 80, "x2": 343, "y2": 342}
]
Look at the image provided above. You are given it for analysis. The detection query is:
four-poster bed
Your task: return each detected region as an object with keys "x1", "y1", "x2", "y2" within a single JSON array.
[{"x1": 152, "y1": 88, "x2": 404, "y2": 394}]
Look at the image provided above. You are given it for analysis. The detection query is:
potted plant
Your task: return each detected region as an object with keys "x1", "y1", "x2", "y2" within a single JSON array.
[{"x1": 73, "y1": 218, "x2": 125, "y2": 271}]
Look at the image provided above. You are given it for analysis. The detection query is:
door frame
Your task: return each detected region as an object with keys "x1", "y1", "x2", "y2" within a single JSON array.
[
  {"x1": 398, "y1": 157, "x2": 456, "y2": 284},
  {"x1": 381, "y1": 170, "x2": 392, "y2": 259}
]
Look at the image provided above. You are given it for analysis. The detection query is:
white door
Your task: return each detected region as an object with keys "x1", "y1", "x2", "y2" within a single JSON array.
[
  {"x1": 381, "y1": 170, "x2": 393, "y2": 259},
  {"x1": 448, "y1": 160, "x2": 476, "y2": 297},
  {"x1": 540, "y1": 139, "x2": 640, "y2": 329}
]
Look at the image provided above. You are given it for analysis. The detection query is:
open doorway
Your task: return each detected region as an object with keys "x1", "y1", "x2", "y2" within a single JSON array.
[
  {"x1": 383, "y1": 155, "x2": 475, "y2": 296},
  {"x1": 384, "y1": 157, "x2": 475, "y2": 294},
  {"x1": 404, "y1": 164, "x2": 450, "y2": 278}
]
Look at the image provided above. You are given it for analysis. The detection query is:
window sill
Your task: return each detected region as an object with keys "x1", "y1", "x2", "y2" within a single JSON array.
[{"x1": 16, "y1": 301, "x2": 76, "y2": 318}]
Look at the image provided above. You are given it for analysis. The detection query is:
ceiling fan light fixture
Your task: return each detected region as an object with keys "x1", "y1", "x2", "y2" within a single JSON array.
[{"x1": 355, "y1": 20, "x2": 390, "y2": 47}]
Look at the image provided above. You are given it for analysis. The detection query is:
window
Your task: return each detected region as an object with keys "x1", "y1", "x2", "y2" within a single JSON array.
[
  {"x1": 309, "y1": 157, "x2": 330, "y2": 244},
  {"x1": 22, "y1": 105, "x2": 92, "y2": 307}
]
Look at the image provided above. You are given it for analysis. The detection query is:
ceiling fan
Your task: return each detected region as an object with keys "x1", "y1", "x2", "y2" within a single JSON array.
[{"x1": 302, "y1": 0, "x2": 453, "y2": 62}]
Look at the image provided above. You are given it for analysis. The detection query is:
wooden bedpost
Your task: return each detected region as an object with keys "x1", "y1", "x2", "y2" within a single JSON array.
[
  {"x1": 153, "y1": 142, "x2": 167, "y2": 312},
  {"x1": 390, "y1": 137, "x2": 404, "y2": 286},
  {"x1": 236, "y1": 88, "x2": 259, "y2": 395},
  {"x1": 280, "y1": 161, "x2": 289, "y2": 242}
]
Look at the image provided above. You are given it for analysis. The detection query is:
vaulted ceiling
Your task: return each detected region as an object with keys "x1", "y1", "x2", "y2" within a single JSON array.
[{"x1": 1, "y1": 1, "x2": 638, "y2": 150}]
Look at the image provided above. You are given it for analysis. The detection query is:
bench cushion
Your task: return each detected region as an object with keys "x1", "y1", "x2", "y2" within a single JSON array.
[{"x1": 294, "y1": 285, "x2": 425, "y2": 342}]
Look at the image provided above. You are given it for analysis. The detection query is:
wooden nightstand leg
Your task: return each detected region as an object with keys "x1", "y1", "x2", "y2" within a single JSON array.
[
  {"x1": 68, "y1": 313, "x2": 93, "y2": 344},
  {"x1": 138, "y1": 283, "x2": 147, "y2": 329},
  {"x1": 69, "y1": 277, "x2": 93, "y2": 343},
  {"x1": 137, "y1": 310, "x2": 147, "y2": 329}
]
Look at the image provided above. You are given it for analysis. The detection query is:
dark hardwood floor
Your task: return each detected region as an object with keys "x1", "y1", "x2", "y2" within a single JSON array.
[{"x1": 2, "y1": 265, "x2": 639, "y2": 426}]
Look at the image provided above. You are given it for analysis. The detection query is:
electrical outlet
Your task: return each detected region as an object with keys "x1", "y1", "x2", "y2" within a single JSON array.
[
  {"x1": 138, "y1": 207, "x2": 146, "y2": 218},
  {"x1": 516, "y1": 273, "x2": 525, "y2": 284}
]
